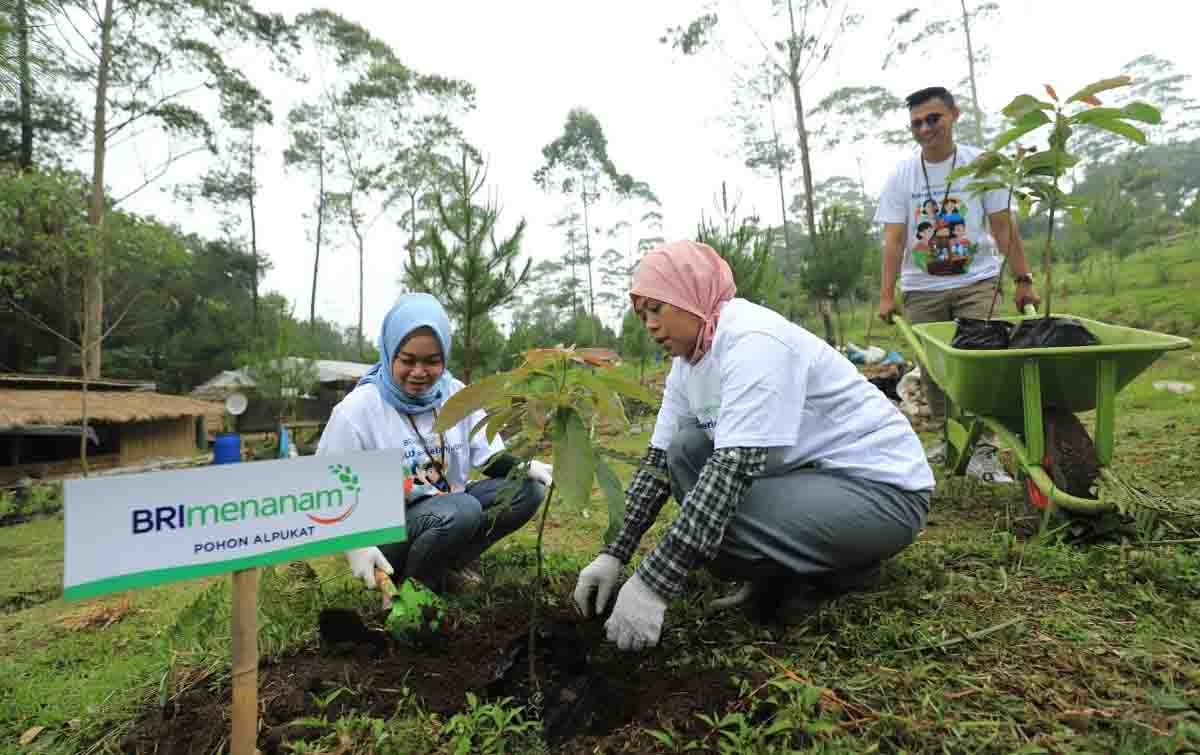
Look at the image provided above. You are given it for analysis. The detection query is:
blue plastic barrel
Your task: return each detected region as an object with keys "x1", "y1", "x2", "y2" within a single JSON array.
[{"x1": 213, "y1": 432, "x2": 242, "y2": 465}]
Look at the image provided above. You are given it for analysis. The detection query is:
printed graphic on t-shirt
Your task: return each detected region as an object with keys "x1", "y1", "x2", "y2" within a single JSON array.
[
  {"x1": 696, "y1": 403, "x2": 720, "y2": 432},
  {"x1": 401, "y1": 437, "x2": 462, "y2": 505},
  {"x1": 911, "y1": 193, "x2": 975, "y2": 276}
]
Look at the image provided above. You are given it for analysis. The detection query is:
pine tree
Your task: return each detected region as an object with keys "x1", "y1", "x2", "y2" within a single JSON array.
[{"x1": 406, "y1": 148, "x2": 531, "y2": 381}]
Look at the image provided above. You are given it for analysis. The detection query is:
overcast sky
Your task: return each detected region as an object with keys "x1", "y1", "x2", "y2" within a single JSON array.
[{"x1": 109, "y1": 0, "x2": 1200, "y2": 340}]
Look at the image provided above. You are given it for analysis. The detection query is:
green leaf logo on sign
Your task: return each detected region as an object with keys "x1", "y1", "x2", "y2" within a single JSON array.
[
  {"x1": 307, "y1": 464, "x2": 362, "y2": 525},
  {"x1": 328, "y1": 463, "x2": 362, "y2": 493}
]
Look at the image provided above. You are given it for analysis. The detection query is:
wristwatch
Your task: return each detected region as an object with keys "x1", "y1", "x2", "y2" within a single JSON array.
[{"x1": 1013, "y1": 273, "x2": 1034, "y2": 285}]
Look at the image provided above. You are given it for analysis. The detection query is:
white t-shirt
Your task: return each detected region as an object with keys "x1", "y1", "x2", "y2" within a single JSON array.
[
  {"x1": 874, "y1": 144, "x2": 1008, "y2": 293},
  {"x1": 649, "y1": 299, "x2": 934, "y2": 492},
  {"x1": 316, "y1": 379, "x2": 504, "y2": 494}
]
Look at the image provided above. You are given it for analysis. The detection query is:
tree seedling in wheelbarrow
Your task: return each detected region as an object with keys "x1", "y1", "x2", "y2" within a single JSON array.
[
  {"x1": 435, "y1": 346, "x2": 658, "y2": 691},
  {"x1": 951, "y1": 76, "x2": 1161, "y2": 323}
]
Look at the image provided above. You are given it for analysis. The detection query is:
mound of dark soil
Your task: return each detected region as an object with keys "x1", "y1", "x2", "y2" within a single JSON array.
[{"x1": 120, "y1": 596, "x2": 761, "y2": 754}]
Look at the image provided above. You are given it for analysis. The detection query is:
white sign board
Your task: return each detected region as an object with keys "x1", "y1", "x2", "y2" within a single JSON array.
[{"x1": 64, "y1": 450, "x2": 406, "y2": 601}]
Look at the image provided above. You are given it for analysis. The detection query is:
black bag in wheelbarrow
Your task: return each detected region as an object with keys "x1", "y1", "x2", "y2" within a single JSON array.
[
  {"x1": 1009, "y1": 317, "x2": 1099, "y2": 349},
  {"x1": 951, "y1": 317, "x2": 1013, "y2": 350}
]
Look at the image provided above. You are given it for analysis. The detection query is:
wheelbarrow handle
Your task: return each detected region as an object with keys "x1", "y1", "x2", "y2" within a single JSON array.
[{"x1": 891, "y1": 315, "x2": 929, "y2": 372}]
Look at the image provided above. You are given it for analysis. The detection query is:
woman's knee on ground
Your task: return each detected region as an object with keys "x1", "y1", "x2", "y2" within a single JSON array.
[
  {"x1": 410, "y1": 493, "x2": 485, "y2": 546},
  {"x1": 504, "y1": 479, "x2": 545, "y2": 527}
]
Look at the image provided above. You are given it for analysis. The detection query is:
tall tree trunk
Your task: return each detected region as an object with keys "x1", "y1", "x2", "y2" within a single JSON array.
[
  {"x1": 84, "y1": 0, "x2": 115, "y2": 380},
  {"x1": 567, "y1": 234, "x2": 579, "y2": 316},
  {"x1": 462, "y1": 285, "x2": 475, "y2": 383},
  {"x1": 80, "y1": 314, "x2": 89, "y2": 476},
  {"x1": 310, "y1": 146, "x2": 325, "y2": 331},
  {"x1": 784, "y1": 6, "x2": 817, "y2": 245},
  {"x1": 786, "y1": 73, "x2": 834, "y2": 344},
  {"x1": 580, "y1": 186, "x2": 597, "y2": 344},
  {"x1": 960, "y1": 0, "x2": 985, "y2": 145},
  {"x1": 408, "y1": 191, "x2": 418, "y2": 255},
  {"x1": 854, "y1": 157, "x2": 869, "y2": 213},
  {"x1": 248, "y1": 129, "x2": 260, "y2": 337},
  {"x1": 768, "y1": 99, "x2": 792, "y2": 254},
  {"x1": 56, "y1": 266, "x2": 71, "y2": 373},
  {"x1": 774, "y1": 163, "x2": 790, "y2": 251},
  {"x1": 785, "y1": 2, "x2": 833, "y2": 345},
  {"x1": 16, "y1": 0, "x2": 33, "y2": 170},
  {"x1": 352, "y1": 213, "x2": 365, "y2": 360}
]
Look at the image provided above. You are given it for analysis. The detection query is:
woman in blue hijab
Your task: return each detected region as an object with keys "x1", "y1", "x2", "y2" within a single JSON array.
[{"x1": 317, "y1": 293, "x2": 553, "y2": 594}]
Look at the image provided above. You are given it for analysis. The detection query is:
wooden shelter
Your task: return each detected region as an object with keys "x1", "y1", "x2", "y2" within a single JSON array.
[
  {"x1": 191, "y1": 358, "x2": 372, "y2": 433},
  {"x1": 0, "y1": 374, "x2": 222, "y2": 485}
]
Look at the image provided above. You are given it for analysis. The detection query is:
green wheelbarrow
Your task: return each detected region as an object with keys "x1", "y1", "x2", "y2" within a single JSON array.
[{"x1": 894, "y1": 311, "x2": 1191, "y2": 514}]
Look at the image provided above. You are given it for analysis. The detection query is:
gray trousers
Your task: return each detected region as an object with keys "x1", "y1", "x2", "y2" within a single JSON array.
[
  {"x1": 379, "y1": 477, "x2": 544, "y2": 592},
  {"x1": 668, "y1": 425, "x2": 929, "y2": 587}
]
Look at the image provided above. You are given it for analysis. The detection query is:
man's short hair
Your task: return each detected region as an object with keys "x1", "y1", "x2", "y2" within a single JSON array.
[{"x1": 906, "y1": 87, "x2": 956, "y2": 110}]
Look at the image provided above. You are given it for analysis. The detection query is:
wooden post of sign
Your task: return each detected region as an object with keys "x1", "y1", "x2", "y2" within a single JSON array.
[{"x1": 230, "y1": 567, "x2": 259, "y2": 755}]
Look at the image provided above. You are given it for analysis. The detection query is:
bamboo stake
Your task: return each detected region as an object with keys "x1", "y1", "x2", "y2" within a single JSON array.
[{"x1": 230, "y1": 568, "x2": 259, "y2": 755}]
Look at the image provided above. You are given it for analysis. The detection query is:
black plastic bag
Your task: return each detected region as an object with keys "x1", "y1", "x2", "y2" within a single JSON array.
[
  {"x1": 1009, "y1": 317, "x2": 1099, "y2": 349},
  {"x1": 951, "y1": 318, "x2": 1013, "y2": 350}
]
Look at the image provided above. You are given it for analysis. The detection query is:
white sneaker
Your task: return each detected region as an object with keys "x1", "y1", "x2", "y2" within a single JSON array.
[
  {"x1": 925, "y1": 440, "x2": 947, "y2": 464},
  {"x1": 966, "y1": 444, "x2": 1013, "y2": 484}
]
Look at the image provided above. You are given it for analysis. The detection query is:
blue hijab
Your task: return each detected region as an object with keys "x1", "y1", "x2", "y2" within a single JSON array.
[{"x1": 359, "y1": 293, "x2": 454, "y2": 415}]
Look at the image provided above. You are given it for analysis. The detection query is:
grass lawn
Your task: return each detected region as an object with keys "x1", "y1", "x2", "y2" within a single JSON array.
[{"x1": 1, "y1": 243, "x2": 1198, "y2": 754}]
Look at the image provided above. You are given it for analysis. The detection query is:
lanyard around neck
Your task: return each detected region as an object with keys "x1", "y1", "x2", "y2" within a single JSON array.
[
  {"x1": 920, "y1": 148, "x2": 958, "y2": 209},
  {"x1": 404, "y1": 409, "x2": 446, "y2": 476}
]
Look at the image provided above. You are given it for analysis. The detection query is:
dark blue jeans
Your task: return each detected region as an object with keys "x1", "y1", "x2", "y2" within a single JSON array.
[{"x1": 379, "y1": 477, "x2": 544, "y2": 592}]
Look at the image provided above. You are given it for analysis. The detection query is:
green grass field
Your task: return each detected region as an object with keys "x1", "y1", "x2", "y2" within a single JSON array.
[{"x1": 1, "y1": 242, "x2": 1198, "y2": 754}]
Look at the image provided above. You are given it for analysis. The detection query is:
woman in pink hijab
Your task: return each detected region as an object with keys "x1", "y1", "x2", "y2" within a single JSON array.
[{"x1": 573, "y1": 240, "x2": 935, "y2": 652}]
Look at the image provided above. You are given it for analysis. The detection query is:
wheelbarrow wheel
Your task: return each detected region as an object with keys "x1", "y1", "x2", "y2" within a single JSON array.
[{"x1": 1021, "y1": 409, "x2": 1101, "y2": 512}]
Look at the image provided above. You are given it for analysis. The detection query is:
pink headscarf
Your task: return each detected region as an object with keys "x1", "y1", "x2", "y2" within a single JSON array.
[{"x1": 630, "y1": 240, "x2": 737, "y2": 364}]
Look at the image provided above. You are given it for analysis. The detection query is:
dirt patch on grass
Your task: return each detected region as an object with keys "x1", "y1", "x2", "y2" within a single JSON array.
[
  {"x1": 121, "y1": 596, "x2": 760, "y2": 754},
  {"x1": 0, "y1": 585, "x2": 58, "y2": 615}
]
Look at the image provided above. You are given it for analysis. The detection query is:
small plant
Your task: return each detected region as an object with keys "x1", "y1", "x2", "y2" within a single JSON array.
[
  {"x1": 689, "y1": 676, "x2": 839, "y2": 754},
  {"x1": 0, "y1": 483, "x2": 64, "y2": 525},
  {"x1": 440, "y1": 693, "x2": 540, "y2": 755},
  {"x1": 435, "y1": 346, "x2": 658, "y2": 687},
  {"x1": 952, "y1": 76, "x2": 1162, "y2": 318},
  {"x1": 0, "y1": 490, "x2": 17, "y2": 522},
  {"x1": 28, "y1": 483, "x2": 63, "y2": 516},
  {"x1": 310, "y1": 686, "x2": 354, "y2": 713}
]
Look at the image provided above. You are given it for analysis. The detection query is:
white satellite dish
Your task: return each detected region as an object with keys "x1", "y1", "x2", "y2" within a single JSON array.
[{"x1": 224, "y1": 392, "x2": 249, "y2": 417}]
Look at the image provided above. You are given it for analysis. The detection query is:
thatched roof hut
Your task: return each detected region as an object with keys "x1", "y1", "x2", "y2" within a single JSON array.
[
  {"x1": 0, "y1": 389, "x2": 223, "y2": 431},
  {"x1": 0, "y1": 388, "x2": 223, "y2": 485}
]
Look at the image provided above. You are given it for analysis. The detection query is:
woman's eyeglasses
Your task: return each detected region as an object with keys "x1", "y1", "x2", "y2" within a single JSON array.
[{"x1": 910, "y1": 112, "x2": 944, "y2": 131}]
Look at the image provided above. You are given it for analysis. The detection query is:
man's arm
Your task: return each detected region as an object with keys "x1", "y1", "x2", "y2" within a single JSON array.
[
  {"x1": 878, "y1": 222, "x2": 907, "y2": 323},
  {"x1": 987, "y1": 210, "x2": 1040, "y2": 311}
]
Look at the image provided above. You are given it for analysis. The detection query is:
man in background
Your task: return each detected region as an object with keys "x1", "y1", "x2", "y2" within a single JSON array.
[{"x1": 875, "y1": 86, "x2": 1040, "y2": 482}]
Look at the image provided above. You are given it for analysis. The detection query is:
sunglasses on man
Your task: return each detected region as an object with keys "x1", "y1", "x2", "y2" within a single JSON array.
[{"x1": 910, "y1": 112, "x2": 944, "y2": 131}]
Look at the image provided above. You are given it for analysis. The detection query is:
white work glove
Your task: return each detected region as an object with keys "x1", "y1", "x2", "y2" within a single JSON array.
[
  {"x1": 573, "y1": 553, "x2": 623, "y2": 617},
  {"x1": 345, "y1": 547, "x2": 393, "y2": 590},
  {"x1": 605, "y1": 572, "x2": 668, "y2": 651},
  {"x1": 527, "y1": 459, "x2": 553, "y2": 486}
]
